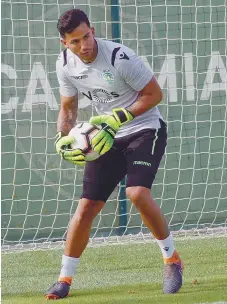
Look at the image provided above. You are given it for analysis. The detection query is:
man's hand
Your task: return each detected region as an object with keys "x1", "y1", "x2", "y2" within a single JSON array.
[
  {"x1": 89, "y1": 108, "x2": 134, "y2": 155},
  {"x1": 55, "y1": 132, "x2": 86, "y2": 166}
]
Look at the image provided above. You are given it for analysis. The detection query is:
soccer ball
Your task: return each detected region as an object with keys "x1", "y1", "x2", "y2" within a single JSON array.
[{"x1": 68, "y1": 122, "x2": 101, "y2": 161}]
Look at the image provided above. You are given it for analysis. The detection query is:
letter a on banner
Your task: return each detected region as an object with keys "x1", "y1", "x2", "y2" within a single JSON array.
[{"x1": 23, "y1": 62, "x2": 59, "y2": 112}]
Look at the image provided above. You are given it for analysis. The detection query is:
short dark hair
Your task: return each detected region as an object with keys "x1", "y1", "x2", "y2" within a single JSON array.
[{"x1": 57, "y1": 9, "x2": 90, "y2": 38}]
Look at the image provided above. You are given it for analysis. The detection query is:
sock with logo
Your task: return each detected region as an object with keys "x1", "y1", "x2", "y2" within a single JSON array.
[
  {"x1": 58, "y1": 255, "x2": 80, "y2": 285},
  {"x1": 156, "y1": 234, "x2": 176, "y2": 260}
]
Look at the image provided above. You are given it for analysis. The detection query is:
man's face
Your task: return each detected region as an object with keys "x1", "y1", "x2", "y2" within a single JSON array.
[{"x1": 62, "y1": 22, "x2": 95, "y2": 62}]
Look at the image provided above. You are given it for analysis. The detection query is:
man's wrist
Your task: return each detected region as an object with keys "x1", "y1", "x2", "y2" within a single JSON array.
[
  {"x1": 112, "y1": 108, "x2": 134, "y2": 126},
  {"x1": 56, "y1": 131, "x2": 68, "y2": 137},
  {"x1": 55, "y1": 131, "x2": 68, "y2": 148}
]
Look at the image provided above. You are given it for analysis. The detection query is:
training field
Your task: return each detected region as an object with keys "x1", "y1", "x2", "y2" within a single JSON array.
[{"x1": 2, "y1": 237, "x2": 227, "y2": 304}]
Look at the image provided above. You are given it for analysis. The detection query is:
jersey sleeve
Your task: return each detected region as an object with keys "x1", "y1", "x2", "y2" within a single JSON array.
[
  {"x1": 115, "y1": 47, "x2": 154, "y2": 91},
  {"x1": 56, "y1": 57, "x2": 78, "y2": 97}
]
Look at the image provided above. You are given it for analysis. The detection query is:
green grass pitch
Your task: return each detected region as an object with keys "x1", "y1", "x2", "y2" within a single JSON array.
[{"x1": 2, "y1": 237, "x2": 227, "y2": 304}]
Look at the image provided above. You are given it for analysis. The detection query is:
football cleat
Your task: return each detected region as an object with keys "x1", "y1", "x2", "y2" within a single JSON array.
[
  {"x1": 163, "y1": 251, "x2": 184, "y2": 294},
  {"x1": 45, "y1": 281, "x2": 70, "y2": 300}
]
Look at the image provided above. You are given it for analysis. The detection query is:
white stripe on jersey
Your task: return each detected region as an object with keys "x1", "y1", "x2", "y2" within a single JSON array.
[{"x1": 56, "y1": 38, "x2": 163, "y2": 138}]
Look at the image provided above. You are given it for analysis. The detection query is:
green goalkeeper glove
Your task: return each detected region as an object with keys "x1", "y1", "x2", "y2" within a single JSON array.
[
  {"x1": 55, "y1": 132, "x2": 86, "y2": 166},
  {"x1": 89, "y1": 108, "x2": 134, "y2": 155}
]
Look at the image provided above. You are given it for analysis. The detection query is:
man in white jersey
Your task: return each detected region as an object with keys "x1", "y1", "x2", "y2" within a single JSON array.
[{"x1": 46, "y1": 9, "x2": 183, "y2": 300}]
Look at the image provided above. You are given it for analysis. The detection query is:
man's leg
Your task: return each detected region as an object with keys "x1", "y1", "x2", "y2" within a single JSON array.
[
  {"x1": 126, "y1": 186, "x2": 183, "y2": 294},
  {"x1": 60, "y1": 198, "x2": 105, "y2": 282},
  {"x1": 124, "y1": 123, "x2": 183, "y2": 293},
  {"x1": 64, "y1": 198, "x2": 105, "y2": 257},
  {"x1": 46, "y1": 146, "x2": 127, "y2": 300},
  {"x1": 45, "y1": 198, "x2": 104, "y2": 300},
  {"x1": 126, "y1": 187, "x2": 169, "y2": 239}
]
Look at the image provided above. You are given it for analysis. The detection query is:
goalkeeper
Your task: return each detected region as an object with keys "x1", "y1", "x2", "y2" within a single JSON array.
[{"x1": 46, "y1": 8, "x2": 183, "y2": 300}]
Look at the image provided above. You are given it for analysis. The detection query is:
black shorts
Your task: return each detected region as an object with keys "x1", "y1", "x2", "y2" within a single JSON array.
[{"x1": 81, "y1": 119, "x2": 167, "y2": 202}]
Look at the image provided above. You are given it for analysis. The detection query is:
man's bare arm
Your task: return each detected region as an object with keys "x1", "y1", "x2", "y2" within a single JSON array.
[
  {"x1": 127, "y1": 76, "x2": 163, "y2": 117},
  {"x1": 57, "y1": 94, "x2": 78, "y2": 135}
]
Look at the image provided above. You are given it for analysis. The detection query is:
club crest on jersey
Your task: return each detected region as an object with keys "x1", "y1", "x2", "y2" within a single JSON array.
[{"x1": 102, "y1": 69, "x2": 114, "y2": 84}]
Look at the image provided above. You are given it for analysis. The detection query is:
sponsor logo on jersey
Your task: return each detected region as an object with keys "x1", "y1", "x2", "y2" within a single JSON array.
[
  {"x1": 102, "y1": 69, "x2": 114, "y2": 84},
  {"x1": 119, "y1": 52, "x2": 129, "y2": 60},
  {"x1": 133, "y1": 161, "x2": 152, "y2": 167},
  {"x1": 71, "y1": 75, "x2": 88, "y2": 80},
  {"x1": 82, "y1": 90, "x2": 120, "y2": 103}
]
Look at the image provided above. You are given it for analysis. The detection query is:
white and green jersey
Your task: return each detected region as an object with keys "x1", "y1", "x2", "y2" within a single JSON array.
[{"x1": 56, "y1": 38, "x2": 163, "y2": 138}]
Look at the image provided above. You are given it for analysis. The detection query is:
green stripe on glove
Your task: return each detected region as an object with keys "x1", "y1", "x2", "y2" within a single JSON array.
[{"x1": 89, "y1": 108, "x2": 134, "y2": 155}]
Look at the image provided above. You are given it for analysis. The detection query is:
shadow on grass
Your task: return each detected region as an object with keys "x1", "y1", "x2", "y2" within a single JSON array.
[{"x1": 4, "y1": 279, "x2": 227, "y2": 304}]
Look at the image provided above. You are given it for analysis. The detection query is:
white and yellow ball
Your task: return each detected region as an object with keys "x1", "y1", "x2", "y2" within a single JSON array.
[{"x1": 68, "y1": 122, "x2": 101, "y2": 161}]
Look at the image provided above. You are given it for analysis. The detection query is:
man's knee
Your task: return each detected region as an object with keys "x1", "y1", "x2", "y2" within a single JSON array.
[
  {"x1": 75, "y1": 198, "x2": 104, "y2": 221},
  {"x1": 126, "y1": 186, "x2": 151, "y2": 208}
]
